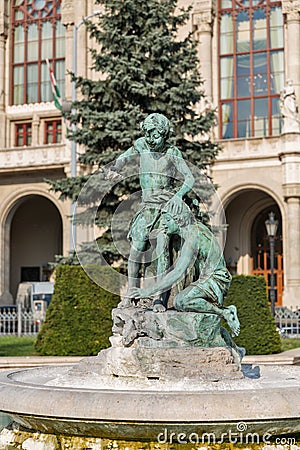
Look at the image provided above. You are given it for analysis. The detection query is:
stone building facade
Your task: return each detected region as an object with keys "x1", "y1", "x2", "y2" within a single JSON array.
[
  {"x1": 0, "y1": 0, "x2": 299, "y2": 308},
  {"x1": 191, "y1": 0, "x2": 300, "y2": 308}
]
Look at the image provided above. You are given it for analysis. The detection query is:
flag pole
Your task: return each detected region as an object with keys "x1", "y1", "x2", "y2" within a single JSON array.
[{"x1": 46, "y1": 58, "x2": 62, "y2": 111}]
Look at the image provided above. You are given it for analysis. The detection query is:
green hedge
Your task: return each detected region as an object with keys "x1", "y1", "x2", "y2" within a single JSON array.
[
  {"x1": 35, "y1": 265, "x2": 120, "y2": 356},
  {"x1": 35, "y1": 269, "x2": 281, "y2": 356},
  {"x1": 224, "y1": 275, "x2": 282, "y2": 355}
]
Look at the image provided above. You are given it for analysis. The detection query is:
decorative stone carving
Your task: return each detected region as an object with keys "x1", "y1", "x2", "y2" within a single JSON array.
[
  {"x1": 192, "y1": 0, "x2": 216, "y2": 34},
  {"x1": 280, "y1": 80, "x2": 300, "y2": 133},
  {"x1": 61, "y1": 0, "x2": 75, "y2": 26},
  {"x1": 0, "y1": 144, "x2": 70, "y2": 170},
  {"x1": 7, "y1": 102, "x2": 58, "y2": 116},
  {"x1": 282, "y1": 0, "x2": 300, "y2": 21},
  {"x1": 193, "y1": 11, "x2": 214, "y2": 34}
]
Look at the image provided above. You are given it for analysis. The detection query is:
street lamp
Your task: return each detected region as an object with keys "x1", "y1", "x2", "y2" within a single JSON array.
[
  {"x1": 69, "y1": 10, "x2": 102, "y2": 251},
  {"x1": 265, "y1": 212, "x2": 279, "y2": 316}
]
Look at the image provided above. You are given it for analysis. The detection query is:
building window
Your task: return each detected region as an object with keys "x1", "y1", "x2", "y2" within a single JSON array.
[
  {"x1": 11, "y1": 0, "x2": 65, "y2": 105},
  {"x1": 15, "y1": 123, "x2": 32, "y2": 146},
  {"x1": 45, "y1": 119, "x2": 62, "y2": 144},
  {"x1": 218, "y1": 0, "x2": 284, "y2": 139}
]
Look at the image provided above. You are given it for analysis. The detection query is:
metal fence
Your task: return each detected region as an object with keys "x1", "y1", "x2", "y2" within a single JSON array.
[
  {"x1": 1, "y1": 304, "x2": 299, "y2": 338},
  {"x1": 275, "y1": 307, "x2": 300, "y2": 338},
  {"x1": 0, "y1": 305, "x2": 42, "y2": 336}
]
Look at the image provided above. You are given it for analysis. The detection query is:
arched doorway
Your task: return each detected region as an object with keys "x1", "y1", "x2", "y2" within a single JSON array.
[
  {"x1": 250, "y1": 205, "x2": 283, "y2": 305},
  {"x1": 9, "y1": 195, "x2": 62, "y2": 299},
  {"x1": 224, "y1": 188, "x2": 283, "y2": 305}
]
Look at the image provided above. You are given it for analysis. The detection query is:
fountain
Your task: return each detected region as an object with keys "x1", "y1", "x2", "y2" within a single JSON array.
[{"x1": 0, "y1": 114, "x2": 299, "y2": 450}]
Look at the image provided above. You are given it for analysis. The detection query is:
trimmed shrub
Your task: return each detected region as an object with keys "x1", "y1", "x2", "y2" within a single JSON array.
[
  {"x1": 224, "y1": 275, "x2": 282, "y2": 355},
  {"x1": 35, "y1": 269, "x2": 280, "y2": 356},
  {"x1": 35, "y1": 265, "x2": 120, "y2": 356}
]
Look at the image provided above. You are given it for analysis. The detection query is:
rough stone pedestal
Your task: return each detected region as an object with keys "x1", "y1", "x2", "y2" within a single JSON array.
[
  {"x1": 78, "y1": 345, "x2": 244, "y2": 381},
  {"x1": 105, "y1": 307, "x2": 244, "y2": 380},
  {"x1": 112, "y1": 307, "x2": 237, "y2": 348}
]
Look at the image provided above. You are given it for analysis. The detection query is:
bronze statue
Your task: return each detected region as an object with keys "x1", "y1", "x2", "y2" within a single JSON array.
[
  {"x1": 106, "y1": 113, "x2": 194, "y2": 311},
  {"x1": 130, "y1": 202, "x2": 240, "y2": 337}
]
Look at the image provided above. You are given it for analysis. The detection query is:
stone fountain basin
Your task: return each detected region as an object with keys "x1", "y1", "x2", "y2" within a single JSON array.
[{"x1": 0, "y1": 363, "x2": 300, "y2": 440}]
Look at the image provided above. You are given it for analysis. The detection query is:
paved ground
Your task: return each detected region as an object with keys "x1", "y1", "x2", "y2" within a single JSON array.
[
  {"x1": 0, "y1": 347, "x2": 299, "y2": 371},
  {"x1": 242, "y1": 347, "x2": 300, "y2": 365},
  {"x1": 279, "y1": 346, "x2": 300, "y2": 356}
]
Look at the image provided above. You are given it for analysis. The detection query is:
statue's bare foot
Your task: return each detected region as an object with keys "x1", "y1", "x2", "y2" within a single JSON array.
[
  {"x1": 223, "y1": 305, "x2": 240, "y2": 336},
  {"x1": 153, "y1": 299, "x2": 166, "y2": 313},
  {"x1": 117, "y1": 297, "x2": 132, "y2": 308}
]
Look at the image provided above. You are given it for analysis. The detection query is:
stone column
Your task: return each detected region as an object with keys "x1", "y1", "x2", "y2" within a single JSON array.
[
  {"x1": 282, "y1": 1, "x2": 300, "y2": 102},
  {"x1": 280, "y1": 132, "x2": 300, "y2": 308},
  {"x1": 192, "y1": 0, "x2": 216, "y2": 100},
  {"x1": 0, "y1": 0, "x2": 7, "y2": 110},
  {"x1": 32, "y1": 114, "x2": 40, "y2": 146},
  {"x1": 0, "y1": 35, "x2": 6, "y2": 112},
  {"x1": 284, "y1": 196, "x2": 300, "y2": 308},
  {"x1": 63, "y1": 24, "x2": 73, "y2": 101},
  {"x1": 0, "y1": 0, "x2": 8, "y2": 150},
  {"x1": 61, "y1": 2, "x2": 75, "y2": 101},
  {"x1": 0, "y1": 0, "x2": 7, "y2": 297}
]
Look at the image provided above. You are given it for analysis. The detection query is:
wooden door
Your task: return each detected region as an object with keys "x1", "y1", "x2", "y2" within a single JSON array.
[{"x1": 250, "y1": 245, "x2": 284, "y2": 306}]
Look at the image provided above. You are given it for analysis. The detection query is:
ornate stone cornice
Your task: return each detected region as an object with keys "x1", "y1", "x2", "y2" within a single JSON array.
[
  {"x1": 0, "y1": 144, "x2": 69, "y2": 172},
  {"x1": 282, "y1": 0, "x2": 300, "y2": 22},
  {"x1": 192, "y1": 0, "x2": 216, "y2": 33},
  {"x1": 6, "y1": 102, "x2": 58, "y2": 118},
  {"x1": 61, "y1": 0, "x2": 75, "y2": 26}
]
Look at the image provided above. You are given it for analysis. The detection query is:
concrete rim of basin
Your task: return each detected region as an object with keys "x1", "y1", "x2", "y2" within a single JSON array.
[{"x1": 0, "y1": 364, "x2": 299, "y2": 439}]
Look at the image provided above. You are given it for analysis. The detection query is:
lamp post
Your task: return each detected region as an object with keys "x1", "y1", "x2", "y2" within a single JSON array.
[
  {"x1": 70, "y1": 10, "x2": 102, "y2": 251},
  {"x1": 265, "y1": 212, "x2": 279, "y2": 316}
]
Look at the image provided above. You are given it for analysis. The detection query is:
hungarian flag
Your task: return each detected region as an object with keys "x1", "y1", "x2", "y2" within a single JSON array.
[{"x1": 46, "y1": 59, "x2": 62, "y2": 111}]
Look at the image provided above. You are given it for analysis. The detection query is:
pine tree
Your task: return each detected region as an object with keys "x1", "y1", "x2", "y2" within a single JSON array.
[{"x1": 49, "y1": 0, "x2": 220, "y2": 263}]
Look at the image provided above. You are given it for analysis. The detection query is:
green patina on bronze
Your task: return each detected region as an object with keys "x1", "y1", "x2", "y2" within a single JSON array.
[
  {"x1": 109, "y1": 113, "x2": 243, "y2": 362},
  {"x1": 107, "y1": 113, "x2": 194, "y2": 307}
]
